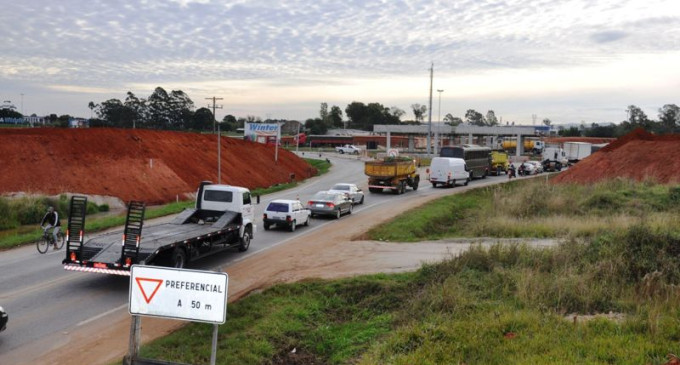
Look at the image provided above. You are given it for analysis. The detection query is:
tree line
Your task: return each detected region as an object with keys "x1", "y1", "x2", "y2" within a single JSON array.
[{"x1": 10, "y1": 86, "x2": 674, "y2": 138}]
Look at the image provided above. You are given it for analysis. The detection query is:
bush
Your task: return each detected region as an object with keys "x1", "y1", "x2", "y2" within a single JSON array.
[
  {"x1": 98, "y1": 204, "x2": 109, "y2": 212},
  {"x1": 0, "y1": 198, "x2": 18, "y2": 230}
]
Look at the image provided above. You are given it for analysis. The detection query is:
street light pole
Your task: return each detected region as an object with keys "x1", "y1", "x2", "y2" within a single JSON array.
[
  {"x1": 436, "y1": 89, "x2": 443, "y2": 156},
  {"x1": 217, "y1": 121, "x2": 221, "y2": 184},
  {"x1": 274, "y1": 121, "x2": 281, "y2": 163},
  {"x1": 427, "y1": 63, "x2": 433, "y2": 156}
]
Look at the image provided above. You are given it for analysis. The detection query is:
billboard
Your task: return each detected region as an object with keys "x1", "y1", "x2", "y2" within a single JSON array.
[{"x1": 244, "y1": 123, "x2": 279, "y2": 144}]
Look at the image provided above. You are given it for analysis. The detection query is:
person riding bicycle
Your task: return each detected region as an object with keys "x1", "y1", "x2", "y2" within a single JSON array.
[{"x1": 40, "y1": 206, "x2": 61, "y2": 249}]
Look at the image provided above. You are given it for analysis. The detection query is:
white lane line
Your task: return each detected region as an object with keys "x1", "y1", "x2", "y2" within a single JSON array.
[{"x1": 77, "y1": 303, "x2": 128, "y2": 327}]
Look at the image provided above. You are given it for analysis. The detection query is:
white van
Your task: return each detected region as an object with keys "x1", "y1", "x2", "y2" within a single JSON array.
[{"x1": 429, "y1": 157, "x2": 470, "y2": 188}]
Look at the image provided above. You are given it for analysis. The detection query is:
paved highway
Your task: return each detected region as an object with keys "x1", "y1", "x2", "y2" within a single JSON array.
[{"x1": 0, "y1": 152, "x2": 514, "y2": 364}]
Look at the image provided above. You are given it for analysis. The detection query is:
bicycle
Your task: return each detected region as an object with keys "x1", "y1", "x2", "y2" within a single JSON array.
[{"x1": 37, "y1": 227, "x2": 65, "y2": 254}]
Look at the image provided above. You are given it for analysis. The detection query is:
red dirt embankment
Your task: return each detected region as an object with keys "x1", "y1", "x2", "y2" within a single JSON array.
[
  {"x1": 0, "y1": 128, "x2": 314, "y2": 203},
  {"x1": 552, "y1": 129, "x2": 680, "y2": 184}
]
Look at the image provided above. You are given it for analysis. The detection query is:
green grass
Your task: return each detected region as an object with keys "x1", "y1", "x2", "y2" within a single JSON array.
[
  {"x1": 367, "y1": 177, "x2": 680, "y2": 241},
  {"x1": 0, "y1": 158, "x2": 331, "y2": 250},
  {"x1": 136, "y1": 222, "x2": 680, "y2": 364}
]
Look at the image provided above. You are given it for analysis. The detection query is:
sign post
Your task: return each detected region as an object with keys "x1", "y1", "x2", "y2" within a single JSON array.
[{"x1": 126, "y1": 265, "x2": 228, "y2": 365}]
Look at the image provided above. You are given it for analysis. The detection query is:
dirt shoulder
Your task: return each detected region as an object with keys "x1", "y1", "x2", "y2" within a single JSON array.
[{"x1": 41, "y1": 188, "x2": 557, "y2": 365}]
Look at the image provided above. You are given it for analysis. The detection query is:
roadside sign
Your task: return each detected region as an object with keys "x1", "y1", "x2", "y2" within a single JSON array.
[
  {"x1": 129, "y1": 265, "x2": 228, "y2": 324},
  {"x1": 387, "y1": 148, "x2": 399, "y2": 157}
]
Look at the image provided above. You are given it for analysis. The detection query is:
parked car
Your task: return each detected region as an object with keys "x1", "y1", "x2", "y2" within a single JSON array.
[
  {"x1": 307, "y1": 191, "x2": 353, "y2": 219},
  {"x1": 0, "y1": 305, "x2": 7, "y2": 332},
  {"x1": 262, "y1": 199, "x2": 311, "y2": 232},
  {"x1": 328, "y1": 183, "x2": 365, "y2": 204}
]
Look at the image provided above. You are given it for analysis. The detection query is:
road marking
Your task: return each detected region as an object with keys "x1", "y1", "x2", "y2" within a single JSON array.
[
  {"x1": 0, "y1": 273, "x2": 77, "y2": 300},
  {"x1": 77, "y1": 303, "x2": 127, "y2": 327}
]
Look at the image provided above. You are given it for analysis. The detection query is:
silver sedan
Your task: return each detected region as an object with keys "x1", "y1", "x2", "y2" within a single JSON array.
[
  {"x1": 307, "y1": 191, "x2": 353, "y2": 219},
  {"x1": 328, "y1": 183, "x2": 365, "y2": 205}
]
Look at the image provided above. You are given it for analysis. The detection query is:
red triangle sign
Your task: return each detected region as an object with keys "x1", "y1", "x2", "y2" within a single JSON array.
[{"x1": 136, "y1": 277, "x2": 163, "y2": 304}]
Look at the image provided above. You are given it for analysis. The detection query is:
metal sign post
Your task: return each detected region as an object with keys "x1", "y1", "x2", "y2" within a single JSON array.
[{"x1": 126, "y1": 265, "x2": 228, "y2": 365}]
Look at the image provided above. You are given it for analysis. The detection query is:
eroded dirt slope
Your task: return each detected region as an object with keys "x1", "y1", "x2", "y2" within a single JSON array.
[
  {"x1": 552, "y1": 129, "x2": 680, "y2": 184},
  {"x1": 0, "y1": 128, "x2": 314, "y2": 203}
]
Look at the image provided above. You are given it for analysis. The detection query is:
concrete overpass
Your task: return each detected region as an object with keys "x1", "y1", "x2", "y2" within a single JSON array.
[{"x1": 372, "y1": 124, "x2": 544, "y2": 157}]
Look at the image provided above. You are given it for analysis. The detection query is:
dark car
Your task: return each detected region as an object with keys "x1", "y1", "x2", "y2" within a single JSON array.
[
  {"x1": 307, "y1": 191, "x2": 353, "y2": 219},
  {"x1": 0, "y1": 305, "x2": 7, "y2": 332}
]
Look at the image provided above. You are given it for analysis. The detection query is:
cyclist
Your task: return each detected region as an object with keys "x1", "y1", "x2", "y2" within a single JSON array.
[{"x1": 40, "y1": 206, "x2": 61, "y2": 249}]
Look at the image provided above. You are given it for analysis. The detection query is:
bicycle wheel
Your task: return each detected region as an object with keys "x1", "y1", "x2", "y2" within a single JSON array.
[
  {"x1": 55, "y1": 232, "x2": 65, "y2": 250},
  {"x1": 36, "y1": 236, "x2": 49, "y2": 254}
]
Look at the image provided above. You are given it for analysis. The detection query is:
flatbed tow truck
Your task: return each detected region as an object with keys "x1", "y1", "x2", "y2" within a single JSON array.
[{"x1": 62, "y1": 182, "x2": 255, "y2": 276}]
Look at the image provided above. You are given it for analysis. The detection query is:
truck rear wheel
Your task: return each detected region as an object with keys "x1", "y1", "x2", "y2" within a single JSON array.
[
  {"x1": 239, "y1": 228, "x2": 251, "y2": 252},
  {"x1": 172, "y1": 248, "x2": 187, "y2": 268},
  {"x1": 412, "y1": 177, "x2": 419, "y2": 191}
]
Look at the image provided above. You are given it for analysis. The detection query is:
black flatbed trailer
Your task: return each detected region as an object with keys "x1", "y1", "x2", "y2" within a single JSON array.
[{"x1": 63, "y1": 207, "x2": 249, "y2": 276}]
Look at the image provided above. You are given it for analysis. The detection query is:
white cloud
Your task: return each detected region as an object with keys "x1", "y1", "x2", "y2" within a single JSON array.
[{"x1": 0, "y1": 0, "x2": 679, "y2": 122}]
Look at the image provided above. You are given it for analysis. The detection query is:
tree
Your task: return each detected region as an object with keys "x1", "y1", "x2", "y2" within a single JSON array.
[
  {"x1": 319, "y1": 102, "x2": 329, "y2": 123},
  {"x1": 124, "y1": 92, "x2": 145, "y2": 129},
  {"x1": 465, "y1": 109, "x2": 484, "y2": 126},
  {"x1": 443, "y1": 113, "x2": 463, "y2": 126},
  {"x1": 304, "y1": 118, "x2": 327, "y2": 135},
  {"x1": 658, "y1": 104, "x2": 680, "y2": 132},
  {"x1": 344, "y1": 101, "x2": 401, "y2": 130},
  {"x1": 222, "y1": 114, "x2": 239, "y2": 132},
  {"x1": 98, "y1": 98, "x2": 135, "y2": 127},
  {"x1": 411, "y1": 104, "x2": 427, "y2": 123},
  {"x1": 485, "y1": 110, "x2": 498, "y2": 126},
  {"x1": 192, "y1": 108, "x2": 214, "y2": 131},
  {"x1": 558, "y1": 126, "x2": 581, "y2": 137},
  {"x1": 390, "y1": 107, "x2": 405, "y2": 121},
  {"x1": 542, "y1": 118, "x2": 552, "y2": 126},
  {"x1": 329, "y1": 105, "x2": 343, "y2": 128}
]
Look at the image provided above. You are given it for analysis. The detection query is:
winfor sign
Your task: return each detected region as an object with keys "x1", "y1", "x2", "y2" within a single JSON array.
[{"x1": 129, "y1": 265, "x2": 228, "y2": 324}]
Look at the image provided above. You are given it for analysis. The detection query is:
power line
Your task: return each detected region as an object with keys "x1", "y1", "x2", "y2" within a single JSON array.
[{"x1": 205, "y1": 97, "x2": 223, "y2": 133}]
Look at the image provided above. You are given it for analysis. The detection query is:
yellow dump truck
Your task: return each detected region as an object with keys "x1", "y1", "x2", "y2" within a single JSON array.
[
  {"x1": 364, "y1": 156, "x2": 420, "y2": 194},
  {"x1": 491, "y1": 150, "x2": 509, "y2": 175}
]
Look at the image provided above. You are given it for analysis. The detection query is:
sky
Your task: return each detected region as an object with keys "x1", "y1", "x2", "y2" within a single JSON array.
[{"x1": 1, "y1": 0, "x2": 679, "y2": 125}]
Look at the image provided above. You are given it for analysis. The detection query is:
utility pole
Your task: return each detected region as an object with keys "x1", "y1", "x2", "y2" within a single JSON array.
[
  {"x1": 427, "y1": 63, "x2": 433, "y2": 156},
  {"x1": 206, "y1": 97, "x2": 224, "y2": 183},
  {"x1": 205, "y1": 97, "x2": 223, "y2": 134}
]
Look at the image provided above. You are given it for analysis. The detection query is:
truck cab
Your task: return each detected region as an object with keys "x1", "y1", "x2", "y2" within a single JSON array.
[{"x1": 195, "y1": 182, "x2": 254, "y2": 236}]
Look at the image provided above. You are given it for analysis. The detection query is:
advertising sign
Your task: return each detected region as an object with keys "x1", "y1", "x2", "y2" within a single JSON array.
[
  {"x1": 244, "y1": 123, "x2": 279, "y2": 144},
  {"x1": 129, "y1": 265, "x2": 228, "y2": 324}
]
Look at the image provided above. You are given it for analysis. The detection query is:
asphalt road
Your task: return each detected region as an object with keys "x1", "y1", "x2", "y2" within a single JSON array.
[{"x1": 0, "y1": 152, "x2": 516, "y2": 364}]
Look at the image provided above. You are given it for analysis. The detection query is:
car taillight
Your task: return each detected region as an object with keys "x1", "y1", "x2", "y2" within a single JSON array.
[
  {"x1": 326, "y1": 202, "x2": 335, "y2": 208},
  {"x1": 286, "y1": 215, "x2": 292, "y2": 222},
  {"x1": 307, "y1": 201, "x2": 313, "y2": 206},
  {"x1": 263, "y1": 213, "x2": 267, "y2": 219}
]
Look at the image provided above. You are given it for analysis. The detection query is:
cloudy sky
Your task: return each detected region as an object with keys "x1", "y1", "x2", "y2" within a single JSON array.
[{"x1": 1, "y1": 0, "x2": 679, "y2": 125}]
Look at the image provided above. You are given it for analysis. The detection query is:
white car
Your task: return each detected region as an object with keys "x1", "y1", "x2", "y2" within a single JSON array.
[
  {"x1": 520, "y1": 161, "x2": 543, "y2": 175},
  {"x1": 262, "y1": 199, "x2": 311, "y2": 232},
  {"x1": 328, "y1": 183, "x2": 365, "y2": 205}
]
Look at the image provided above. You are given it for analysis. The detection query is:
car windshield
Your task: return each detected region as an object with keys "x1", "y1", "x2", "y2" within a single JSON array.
[
  {"x1": 266, "y1": 202, "x2": 289, "y2": 212},
  {"x1": 311, "y1": 192, "x2": 337, "y2": 201},
  {"x1": 330, "y1": 184, "x2": 349, "y2": 191}
]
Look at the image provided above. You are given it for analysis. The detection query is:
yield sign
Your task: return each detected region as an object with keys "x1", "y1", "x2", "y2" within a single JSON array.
[{"x1": 135, "y1": 277, "x2": 163, "y2": 304}]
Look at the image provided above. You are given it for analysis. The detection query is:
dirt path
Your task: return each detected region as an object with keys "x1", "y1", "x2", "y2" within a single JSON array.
[{"x1": 41, "y1": 191, "x2": 558, "y2": 365}]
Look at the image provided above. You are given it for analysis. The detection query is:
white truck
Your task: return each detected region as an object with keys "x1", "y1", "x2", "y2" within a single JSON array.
[
  {"x1": 335, "y1": 144, "x2": 361, "y2": 154},
  {"x1": 62, "y1": 181, "x2": 255, "y2": 275},
  {"x1": 564, "y1": 142, "x2": 592, "y2": 163}
]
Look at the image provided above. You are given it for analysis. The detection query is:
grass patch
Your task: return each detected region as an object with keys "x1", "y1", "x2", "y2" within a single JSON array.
[
  {"x1": 367, "y1": 177, "x2": 680, "y2": 241},
  {"x1": 137, "y1": 223, "x2": 680, "y2": 364}
]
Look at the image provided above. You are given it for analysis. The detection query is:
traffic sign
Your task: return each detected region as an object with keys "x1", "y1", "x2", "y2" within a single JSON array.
[{"x1": 129, "y1": 265, "x2": 228, "y2": 324}]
